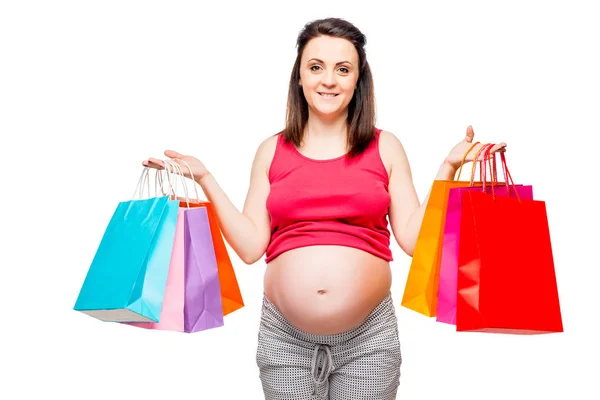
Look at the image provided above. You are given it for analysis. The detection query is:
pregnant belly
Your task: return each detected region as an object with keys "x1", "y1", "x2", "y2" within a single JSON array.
[{"x1": 263, "y1": 245, "x2": 393, "y2": 335}]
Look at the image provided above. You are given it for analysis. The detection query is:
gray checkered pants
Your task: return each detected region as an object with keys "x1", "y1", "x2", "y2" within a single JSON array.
[{"x1": 256, "y1": 293, "x2": 402, "y2": 399}]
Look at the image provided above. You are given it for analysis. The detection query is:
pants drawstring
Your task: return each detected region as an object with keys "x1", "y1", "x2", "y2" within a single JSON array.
[{"x1": 311, "y1": 344, "x2": 334, "y2": 396}]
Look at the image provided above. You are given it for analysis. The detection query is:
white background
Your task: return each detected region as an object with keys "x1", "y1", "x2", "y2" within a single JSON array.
[{"x1": 1, "y1": 0, "x2": 598, "y2": 399}]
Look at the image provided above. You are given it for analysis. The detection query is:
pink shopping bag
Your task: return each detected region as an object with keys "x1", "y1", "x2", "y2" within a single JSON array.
[{"x1": 436, "y1": 147, "x2": 533, "y2": 325}]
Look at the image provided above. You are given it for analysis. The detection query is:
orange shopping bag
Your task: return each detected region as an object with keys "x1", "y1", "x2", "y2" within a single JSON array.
[
  {"x1": 196, "y1": 201, "x2": 245, "y2": 316},
  {"x1": 401, "y1": 143, "x2": 490, "y2": 317}
]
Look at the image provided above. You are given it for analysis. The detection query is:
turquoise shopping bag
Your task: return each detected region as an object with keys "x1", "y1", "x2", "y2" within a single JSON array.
[{"x1": 74, "y1": 191, "x2": 179, "y2": 323}]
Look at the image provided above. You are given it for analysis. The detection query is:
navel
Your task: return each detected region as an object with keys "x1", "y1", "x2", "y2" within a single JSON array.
[{"x1": 317, "y1": 289, "x2": 327, "y2": 295}]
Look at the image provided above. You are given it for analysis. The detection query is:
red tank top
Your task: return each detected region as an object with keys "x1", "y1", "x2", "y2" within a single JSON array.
[{"x1": 265, "y1": 128, "x2": 393, "y2": 263}]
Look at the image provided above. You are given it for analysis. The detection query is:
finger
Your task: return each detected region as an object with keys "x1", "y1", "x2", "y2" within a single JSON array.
[
  {"x1": 490, "y1": 142, "x2": 507, "y2": 153},
  {"x1": 148, "y1": 157, "x2": 164, "y2": 166},
  {"x1": 474, "y1": 143, "x2": 506, "y2": 160},
  {"x1": 465, "y1": 125, "x2": 475, "y2": 142},
  {"x1": 147, "y1": 157, "x2": 167, "y2": 170},
  {"x1": 164, "y1": 149, "x2": 184, "y2": 159}
]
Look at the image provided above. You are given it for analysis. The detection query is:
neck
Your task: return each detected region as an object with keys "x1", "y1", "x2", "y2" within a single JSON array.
[{"x1": 304, "y1": 111, "x2": 348, "y2": 139}]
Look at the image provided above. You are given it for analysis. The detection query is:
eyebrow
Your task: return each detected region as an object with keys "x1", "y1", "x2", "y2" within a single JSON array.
[{"x1": 307, "y1": 58, "x2": 354, "y2": 66}]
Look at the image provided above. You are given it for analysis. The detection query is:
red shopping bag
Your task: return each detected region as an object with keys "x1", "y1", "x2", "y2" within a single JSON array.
[
  {"x1": 456, "y1": 152, "x2": 563, "y2": 334},
  {"x1": 436, "y1": 148, "x2": 533, "y2": 325}
]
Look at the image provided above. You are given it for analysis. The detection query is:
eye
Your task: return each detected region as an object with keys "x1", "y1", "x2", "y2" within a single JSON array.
[
  {"x1": 310, "y1": 65, "x2": 321, "y2": 71},
  {"x1": 338, "y1": 67, "x2": 350, "y2": 74}
]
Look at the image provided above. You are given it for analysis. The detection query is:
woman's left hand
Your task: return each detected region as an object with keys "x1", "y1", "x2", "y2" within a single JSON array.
[{"x1": 444, "y1": 125, "x2": 507, "y2": 170}]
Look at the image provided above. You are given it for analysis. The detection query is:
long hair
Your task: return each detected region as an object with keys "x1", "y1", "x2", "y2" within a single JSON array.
[{"x1": 283, "y1": 18, "x2": 376, "y2": 158}]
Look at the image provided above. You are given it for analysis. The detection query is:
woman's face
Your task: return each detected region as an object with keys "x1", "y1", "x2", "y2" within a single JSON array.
[{"x1": 298, "y1": 35, "x2": 360, "y2": 119}]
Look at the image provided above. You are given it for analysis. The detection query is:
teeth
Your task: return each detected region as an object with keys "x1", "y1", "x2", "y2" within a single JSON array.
[{"x1": 320, "y1": 93, "x2": 337, "y2": 97}]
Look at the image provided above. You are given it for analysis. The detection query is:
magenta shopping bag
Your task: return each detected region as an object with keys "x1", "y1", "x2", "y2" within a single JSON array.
[{"x1": 436, "y1": 150, "x2": 533, "y2": 325}]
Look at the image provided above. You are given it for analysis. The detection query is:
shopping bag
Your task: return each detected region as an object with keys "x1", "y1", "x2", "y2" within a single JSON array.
[
  {"x1": 194, "y1": 201, "x2": 244, "y2": 316},
  {"x1": 73, "y1": 168, "x2": 179, "y2": 323},
  {"x1": 123, "y1": 160, "x2": 243, "y2": 332},
  {"x1": 456, "y1": 152, "x2": 563, "y2": 334},
  {"x1": 165, "y1": 160, "x2": 244, "y2": 317},
  {"x1": 436, "y1": 150, "x2": 533, "y2": 324},
  {"x1": 125, "y1": 204, "x2": 226, "y2": 332},
  {"x1": 135, "y1": 207, "x2": 187, "y2": 331},
  {"x1": 401, "y1": 142, "x2": 489, "y2": 316},
  {"x1": 183, "y1": 206, "x2": 225, "y2": 331}
]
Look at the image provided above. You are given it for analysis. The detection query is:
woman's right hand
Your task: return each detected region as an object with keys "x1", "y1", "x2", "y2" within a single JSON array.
[{"x1": 142, "y1": 150, "x2": 209, "y2": 182}]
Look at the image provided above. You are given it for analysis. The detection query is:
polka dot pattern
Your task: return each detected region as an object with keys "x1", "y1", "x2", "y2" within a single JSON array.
[{"x1": 256, "y1": 293, "x2": 402, "y2": 399}]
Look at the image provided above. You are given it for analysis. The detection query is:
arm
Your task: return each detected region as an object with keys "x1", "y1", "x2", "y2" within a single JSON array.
[
  {"x1": 379, "y1": 131, "x2": 457, "y2": 257},
  {"x1": 195, "y1": 136, "x2": 276, "y2": 265}
]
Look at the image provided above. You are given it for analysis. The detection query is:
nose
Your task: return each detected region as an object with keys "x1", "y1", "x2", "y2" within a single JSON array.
[{"x1": 321, "y1": 70, "x2": 337, "y2": 87}]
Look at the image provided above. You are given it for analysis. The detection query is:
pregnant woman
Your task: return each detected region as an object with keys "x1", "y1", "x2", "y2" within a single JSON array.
[{"x1": 143, "y1": 17, "x2": 506, "y2": 400}]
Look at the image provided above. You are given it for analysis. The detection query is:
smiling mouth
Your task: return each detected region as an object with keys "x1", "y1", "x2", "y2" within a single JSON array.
[{"x1": 318, "y1": 92, "x2": 339, "y2": 97}]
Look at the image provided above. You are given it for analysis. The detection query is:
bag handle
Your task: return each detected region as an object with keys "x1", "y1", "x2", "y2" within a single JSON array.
[
  {"x1": 468, "y1": 143, "x2": 494, "y2": 186},
  {"x1": 479, "y1": 144, "x2": 505, "y2": 198},
  {"x1": 161, "y1": 160, "x2": 193, "y2": 208},
  {"x1": 154, "y1": 161, "x2": 180, "y2": 199},
  {"x1": 155, "y1": 158, "x2": 204, "y2": 207},
  {"x1": 485, "y1": 146, "x2": 520, "y2": 202},
  {"x1": 499, "y1": 151, "x2": 521, "y2": 203},
  {"x1": 456, "y1": 141, "x2": 483, "y2": 182},
  {"x1": 132, "y1": 167, "x2": 151, "y2": 199},
  {"x1": 160, "y1": 158, "x2": 204, "y2": 203},
  {"x1": 176, "y1": 159, "x2": 201, "y2": 202},
  {"x1": 482, "y1": 144, "x2": 512, "y2": 192},
  {"x1": 475, "y1": 146, "x2": 522, "y2": 203},
  {"x1": 131, "y1": 166, "x2": 177, "y2": 199},
  {"x1": 482, "y1": 144, "x2": 496, "y2": 197}
]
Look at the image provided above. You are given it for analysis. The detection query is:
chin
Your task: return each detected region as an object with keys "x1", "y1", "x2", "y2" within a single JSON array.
[
  {"x1": 311, "y1": 102, "x2": 346, "y2": 116},
  {"x1": 312, "y1": 108, "x2": 343, "y2": 118}
]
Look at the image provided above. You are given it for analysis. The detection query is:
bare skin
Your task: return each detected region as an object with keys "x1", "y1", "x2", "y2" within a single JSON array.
[{"x1": 263, "y1": 246, "x2": 392, "y2": 335}]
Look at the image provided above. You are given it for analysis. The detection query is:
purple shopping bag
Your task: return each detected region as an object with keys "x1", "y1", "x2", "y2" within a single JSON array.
[
  {"x1": 436, "y1": 148, "x2": 533, "y2": 325},
  {"x1": 183, "y1": 206, "x2": 225, "y2": 332}
]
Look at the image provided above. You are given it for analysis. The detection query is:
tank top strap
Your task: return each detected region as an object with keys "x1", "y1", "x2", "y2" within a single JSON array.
[
  {"x1": 274, "y1": 132, "x2": 297, "y2": 154},
  {"x1": 269, "y1": 133, "x2": 295, "y2": 183},
  {"x1": 362, "y1": 127, "x2": 388, "y2": 180},
  {"x1": 373, "y1": 127, "x2": 383, "y2": 144}
]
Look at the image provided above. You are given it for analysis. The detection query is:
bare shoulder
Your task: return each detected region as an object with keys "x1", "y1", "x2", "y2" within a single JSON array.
[
  {"x1": 257, "y1": 133, "x2": 279, "y2": 154},
  {"x1": 378, "y1": 130, "x2": 410, "y2": 176},
  {"x1": 378, "y1": 129, "x2": 404, "y2": 150},
  {"x1": 252, "y1": 133, "x2": 280, "y2": 176}
]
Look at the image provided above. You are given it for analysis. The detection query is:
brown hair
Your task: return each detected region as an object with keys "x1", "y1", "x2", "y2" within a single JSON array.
[{"x1": 282, "y1": 17, "x2": 376, "y2": 158}]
